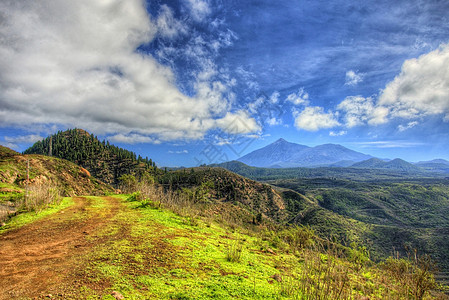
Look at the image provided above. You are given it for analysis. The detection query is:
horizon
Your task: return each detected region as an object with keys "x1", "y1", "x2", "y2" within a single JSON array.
[
  {"x1": 1, "y1": 1, "x2": 449, "y2": 167},
  {"x1": 8, "y1": 130, "x2": 449, "y2": 168}
]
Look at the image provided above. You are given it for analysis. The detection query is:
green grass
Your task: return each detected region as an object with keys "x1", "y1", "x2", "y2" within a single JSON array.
[
  {"x1": 70, "y1": 195, "x2": 441, "y2": 299},
  {"x1": 0, "y1": 197, "x2": 74, "y2": 232}
]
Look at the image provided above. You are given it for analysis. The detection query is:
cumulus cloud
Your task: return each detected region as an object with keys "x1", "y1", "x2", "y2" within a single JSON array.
[
  {"x1": 337, "y1": 96, "x2": 388, "y2": 127},
  {"x1": 0, "y1": 0, "x2": 257, "y2": 143},
  {"x1": 216, "y1": 110, "x2": 261, "y2": 134},
  {"x1": 344, "y1": 70, "x2": 364, "y2": 86},
  {"x1": 293, "y1": 106, "x2": 340, "y2": 131},
  {"x1": 379, "y1": 43, "x2": 449, "y2": 120},
  {"x1": 331, "y1": 43, "x2": 449, "y2": 132},
  {"x1": 286, "y1": 88, "x2": 310, "y2": 106}
]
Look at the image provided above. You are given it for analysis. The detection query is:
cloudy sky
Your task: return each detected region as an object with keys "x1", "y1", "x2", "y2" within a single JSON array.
[{"x1": 1, "y1": 0, "x2": 449, "y2": 166}]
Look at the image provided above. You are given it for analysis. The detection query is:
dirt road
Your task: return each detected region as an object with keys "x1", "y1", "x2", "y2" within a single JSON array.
[{"x1": 0, "y1": 196, "x2": 121, "y2": 300}]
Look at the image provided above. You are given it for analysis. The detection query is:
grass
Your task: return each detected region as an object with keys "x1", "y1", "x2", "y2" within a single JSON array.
[
  {"x1": 1, "y1": 190, "x2": 446, "y2": 299},
  {"x1": 68, "y1": 194, "x2": 446, "y2": 299},
  {"x1": 0, "y1": 196, "x2": 74, "y2": 232}
]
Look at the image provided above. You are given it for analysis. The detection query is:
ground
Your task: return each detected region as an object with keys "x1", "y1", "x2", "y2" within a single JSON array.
[
  {"x1": 0, "y1": 195, "x2": 445, "y2": 299},
  {"x1": 0, "y1": 196, "x2": 121, "y2": 299}
]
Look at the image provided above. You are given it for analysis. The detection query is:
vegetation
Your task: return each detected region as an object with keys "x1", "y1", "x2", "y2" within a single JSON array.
[
  {"x1": 2, "y1": 130, "x2": 449, "y2": 298},
  {"x1": 216, "y1": 160, "x2": 447, "y2": 181},
  {"x1": 1, "y1": 140, "x2": 448, "y2": 298},
  {"x1": 24, "y1": 128, "x2": 159, "y2": 186},
  {"x1": 0, "y1": 145, "x2": 113, "y2": 223}
]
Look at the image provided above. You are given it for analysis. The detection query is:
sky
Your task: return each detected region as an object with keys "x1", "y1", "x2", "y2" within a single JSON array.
[{"x1": 1, "y1": 0, "x2": 449, "y2": 166}]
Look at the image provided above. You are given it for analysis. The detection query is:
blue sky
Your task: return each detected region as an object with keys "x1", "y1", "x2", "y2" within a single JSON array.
[{"x1": 1, "y1": 0, "x2": 449, "y2": 166}]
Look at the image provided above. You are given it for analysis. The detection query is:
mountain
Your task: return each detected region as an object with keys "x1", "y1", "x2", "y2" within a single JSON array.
[
  {"x1": 351, "y1": 157, "x2": 387, "y2": 168},
  {"x1": 237, "y1": 138, "x2": 372, "y2": 168},
  {"x1": 24, "y1": 129, "x2": 158, "y2": 186},
  {"x1": 237, "y1": 138, "x2": 310, "y2": 168},
  {"x1": 352, "y1": 158, "x2": 422, "y2": 172}
]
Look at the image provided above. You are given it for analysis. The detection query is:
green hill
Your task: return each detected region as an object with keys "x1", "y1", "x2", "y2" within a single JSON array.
[{"x1": 24, "y1": 129, "x2": 158, "y2": 186}]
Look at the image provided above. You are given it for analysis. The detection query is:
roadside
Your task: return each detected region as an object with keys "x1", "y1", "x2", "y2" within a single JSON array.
[{"x1": 0, "y1": 196, "x2": 121, "y2": 300}]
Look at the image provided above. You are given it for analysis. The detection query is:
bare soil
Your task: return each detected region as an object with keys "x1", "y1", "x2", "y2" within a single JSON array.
[{"x1": 0, "y1": 196, "x2": 121, "y2": 300}]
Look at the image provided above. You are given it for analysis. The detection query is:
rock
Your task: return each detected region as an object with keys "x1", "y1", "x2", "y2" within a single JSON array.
[
  {"x1": 266, "y1": 248, "x2": 276, "y2": 255},
  {"x1": 111, "y1": 291, "x2": 124, "y2": 300},
  {"x1": 0, "y1": 222, "x2": 6, "y2": 227}
]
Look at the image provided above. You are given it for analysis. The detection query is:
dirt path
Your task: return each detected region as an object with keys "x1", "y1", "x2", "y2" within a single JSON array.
[{"x1": 0, "y1": 196, "x2": 121, "y2": 300}]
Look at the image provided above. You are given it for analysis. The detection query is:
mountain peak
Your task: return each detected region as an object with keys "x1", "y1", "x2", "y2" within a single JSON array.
[
  {"x1": 275, "y1": 138, "x2": 287, "y2": 143},
  {"x1": 237, "y1": 139, "x2": 371, "y2": 168}
]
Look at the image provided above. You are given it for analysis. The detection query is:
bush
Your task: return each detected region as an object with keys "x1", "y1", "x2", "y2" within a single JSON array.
[{"x1": 21, "y1": 184, "x2": 62, "y2": 212}]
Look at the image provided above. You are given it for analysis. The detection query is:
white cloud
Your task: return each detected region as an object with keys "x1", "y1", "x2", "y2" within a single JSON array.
[
  {"x1": 156, "y1": 5, "x2": 188, "y2": 39},
  {"x1": 286, "y1": 88, "x2": 310, "y2": 106},
  {"x1": 168, "y1": 150, "x2": 189, "y2": 154},
  {"x1": 353, "y1": 141, "x2": 424, "y2": 149},
  {"x1": 329, "y1": 130, "x2": 347, "y2": 137},
  {"x1": 183, "y1": 0, "x2": 211, "y2": 22},
  {"x1": 267, "y1": 118, "x2": 282, "y2": 126},
  {"x1": 108, "y1": 133, "x2": 158, "y2": 144},
  {"x1": 379, "y1": 43, "x2": 449, "y2": 120},
  {"x1": 270, "y1": 91, "x2": 280, "y2": 104},
  {"x1": 293, "y1": 106, "x2": 340, "y2": 131},
  {"x1": 345, "y1": 70, "x2": 364, "y2": 86},
  {"x1": 216, "y1": 110, "x2": 261, "y2": 134},
  {"x1": 397, "y1": 121, "x2": 418, "y2": 132},
  {"x1": 0, "y1": 0, "x2": 255, "y2": 142},
  {"x1": 1, "y1": 134, "x2": 44, "y2": 149},
  {"x1": 4, "y1": 134, "x2": 44, "y2": 144},
  {"x1": 337, "y1": 96, "x2": 388, "y2": 127}
]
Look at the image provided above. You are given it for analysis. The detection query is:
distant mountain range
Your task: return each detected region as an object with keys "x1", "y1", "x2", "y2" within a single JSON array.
[
  {"x1": 352, "y1": 158, "x2": 421, "y2": 172},
  {"x1": 238, "y1": 138, "x2": 372, "y2": 168},
  {"x1": 236, "y1": 138, "x2": 449, "y2": 173}
]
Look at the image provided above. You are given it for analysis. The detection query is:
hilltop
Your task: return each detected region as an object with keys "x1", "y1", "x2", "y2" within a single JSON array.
[
  {"x1": 0, "y1": 145, "x2": 112, "y2": 197},
  {"x1": 24, "y1": 129, "x2": 158, "y2": 186}
]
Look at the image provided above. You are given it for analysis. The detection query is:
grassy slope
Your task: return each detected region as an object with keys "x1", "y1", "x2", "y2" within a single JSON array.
[
  {"x1": 1, "y1": 194, "x2": 446, "y2": 299},
  {"x1": 0, "y1": 146, "x2": 113, "y2": 206},
  {"x1": 272, "y1": 178, "x2": 449, "y2": 274},
  {"x1": 57, "y1": 195, "x2": 445, "y2": 299}
]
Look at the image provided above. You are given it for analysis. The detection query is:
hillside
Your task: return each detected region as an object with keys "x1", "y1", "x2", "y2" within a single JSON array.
[
  {"x1": 24, "y1": 129, "x2": 158, "y2": 186},
  {"x1": 352, "y1": 158, "x2": 422, "y2": 172},
  {"x1": 158, "y1": 167, "x2": 289, "y2": 225},
  {"x1": 214, "y1": 161, "x2": 449, "y2": 275},
  {"x1": 237, "y1": 139, "x2": 372, "y2": 168},
  {"x1": 1, "y1": 194, "x2": 446, "y2": 299},
  {"x1": 0, "y1": 145, "x2": 114, "y2": 222},
  {"x1": 216, "y1": 160, "x2": 443, "y2": 181},
  {"x1": 0, "y1": 145, "x2": 112, "y2": 196}
]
